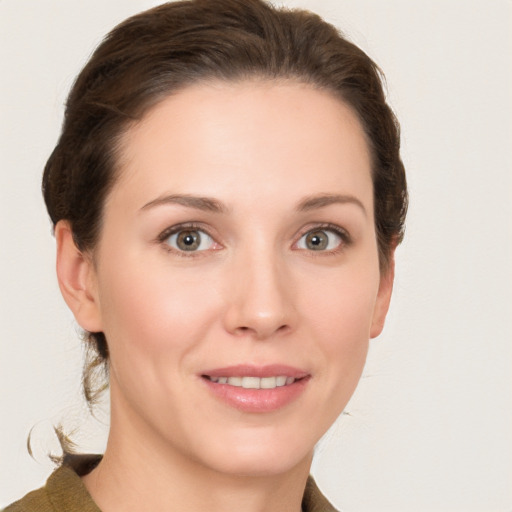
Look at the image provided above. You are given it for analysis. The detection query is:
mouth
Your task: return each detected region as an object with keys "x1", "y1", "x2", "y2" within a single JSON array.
[
  {"x1": 200, "y1": 365, "x2": 310, "y2": 413},
  {"x1": 202, "y1": 375, "x2": 301, "y2": 389}
]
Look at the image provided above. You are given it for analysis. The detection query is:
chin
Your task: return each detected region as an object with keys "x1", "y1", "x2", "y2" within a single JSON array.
[
  {"x1": 190, "y1": 427, "x2": 316, "y2": 478},
  {"x1": 207, "y1": 450, "x2": 312, "y2": 478}
]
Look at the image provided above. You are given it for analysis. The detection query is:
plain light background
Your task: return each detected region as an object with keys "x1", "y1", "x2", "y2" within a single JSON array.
[{"x1": 1, "y1": 1, "x2": 511, "y2": 510}]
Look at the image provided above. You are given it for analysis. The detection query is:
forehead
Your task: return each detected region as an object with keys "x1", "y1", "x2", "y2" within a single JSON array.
[{"x1": 112, "y1": 79, "x2": 373, "y2": 211}]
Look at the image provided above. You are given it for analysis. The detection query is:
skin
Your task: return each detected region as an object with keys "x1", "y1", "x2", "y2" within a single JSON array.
[{"x1": 56, "y1": 80, "x2": 394, "y2": 512}]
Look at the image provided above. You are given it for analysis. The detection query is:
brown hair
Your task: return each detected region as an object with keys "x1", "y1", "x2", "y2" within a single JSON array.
[{"x1": 43, "y1": 0, "x2": 407, "y2": 404}]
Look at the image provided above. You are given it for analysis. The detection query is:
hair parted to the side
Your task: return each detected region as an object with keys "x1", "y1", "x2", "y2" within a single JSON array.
[{"x1": 43, "y1": 0, "x2": 407, "y2": 407}]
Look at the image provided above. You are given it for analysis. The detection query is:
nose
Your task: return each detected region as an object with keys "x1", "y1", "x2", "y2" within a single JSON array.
[{"x1": 222, "y1": 249, "x2": 297, "y2": 340}]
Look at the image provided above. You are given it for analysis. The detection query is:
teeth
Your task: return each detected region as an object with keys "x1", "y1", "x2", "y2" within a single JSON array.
[
  {"x1": 207, "y1": 375, "x2": 296, "y2": 389},
  {"x1": 260, "y1": 377, "x2": 276, "y2": 389},
  {"x1": 242, "y1": 376, "x2": 260, "y2": 389},
  {"x1": 227, "y1": 376, "x2": 242, "y2": 386},
  {"x1": 276, "y1": 376, "x2": 287, "y2": 386}
]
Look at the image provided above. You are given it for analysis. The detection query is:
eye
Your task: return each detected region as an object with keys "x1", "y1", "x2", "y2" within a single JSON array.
[
  {"x1": 296, "y1": 228, "x2": 344, "y2": 252},
  {"x1": 165, "y1": 229, "x2": 216, "y2": 252}
]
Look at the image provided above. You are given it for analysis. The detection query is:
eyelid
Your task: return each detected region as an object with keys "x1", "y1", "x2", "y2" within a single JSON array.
[
  {"x1": 293, "y1": 222, "x2": 352, "y2": 252},
  {"x1": 155, "y1": 221, "x2": 351, "y2": 256},
  {"x1": 156, "y1": 222, "x2": 222, "y2": 255}
]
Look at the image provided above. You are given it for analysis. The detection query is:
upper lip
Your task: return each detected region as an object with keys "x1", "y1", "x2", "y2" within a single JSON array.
[{"x1": 201, "y1": 364, "x2": 309, "y2": 379}]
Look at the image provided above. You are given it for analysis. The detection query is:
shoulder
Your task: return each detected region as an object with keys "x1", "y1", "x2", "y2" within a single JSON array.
[
  {"x1": 3, "y1": 455, "x2": 102, "y2": 512},
  {"x1": 302, "y1": 476, "x2": 340, "y2": 512},
  {"x1": 3, "y1": 487, "x2": 52, "y2": 512}
]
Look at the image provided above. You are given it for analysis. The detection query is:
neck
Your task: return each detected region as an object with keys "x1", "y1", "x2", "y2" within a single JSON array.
[{"x1": 82, "y1": 393, "x2": 312, "y2": 512}]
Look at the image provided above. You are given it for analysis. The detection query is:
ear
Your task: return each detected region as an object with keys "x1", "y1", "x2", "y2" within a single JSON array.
[
  {"x1": 370, "y1": 252, "x2": 395, "y2": 339},
  {"x1": 55, "y1": 220, "x2": 103, "y2": 333}
]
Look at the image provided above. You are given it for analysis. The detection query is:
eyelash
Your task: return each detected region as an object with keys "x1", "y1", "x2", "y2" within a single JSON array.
[
  {"x1": 156, "y1": 222, "x2": 352, "y2": 257},
  {"x1": 294, "y1": 223, "x2": 352, "y2": 256},
  {"x1": 157, "y1": 222, "x2": 217, "y2": 258}
]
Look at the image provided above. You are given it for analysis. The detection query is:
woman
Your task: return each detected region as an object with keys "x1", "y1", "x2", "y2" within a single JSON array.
[{"x1": 5, "y1": 0, "x2": 407, "y2": 510}]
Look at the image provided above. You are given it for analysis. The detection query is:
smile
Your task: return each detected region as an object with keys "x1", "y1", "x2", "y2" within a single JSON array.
[
  {"x1": 201, "y1": 365, "x2": 310, "y2": 413},
  {"x1": 204, "y1": 375, "x2": 297, "y2": 389}
]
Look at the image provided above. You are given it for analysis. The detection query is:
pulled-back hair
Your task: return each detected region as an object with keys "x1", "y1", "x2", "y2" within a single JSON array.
[{"x1": 42, "y1": 0, "x2": 407, "y2": 405}]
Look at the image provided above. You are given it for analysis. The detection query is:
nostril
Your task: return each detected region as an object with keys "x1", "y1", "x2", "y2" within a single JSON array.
[
  {"x1": 234, "y1": 326, "x2": 252, "y2": 336},
  {"x1": 233, "y1": 323, "x2": 290, "y2": 338}
]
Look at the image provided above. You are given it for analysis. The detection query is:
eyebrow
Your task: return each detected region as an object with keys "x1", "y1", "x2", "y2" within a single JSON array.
[
  {"x1": 141, "y1": 194, "x2": 229, "y2": 214},
  {"x1": 296, "y1": 193, "x2": 367, "y2": 216},
  {"x1": 140, "y1": 192, "x2": 366, "y2": 216}
]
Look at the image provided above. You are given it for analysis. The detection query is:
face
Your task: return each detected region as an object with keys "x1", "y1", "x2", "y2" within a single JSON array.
[{"x1": 68, "y1": 81, "x2": 393, "y2": 478}]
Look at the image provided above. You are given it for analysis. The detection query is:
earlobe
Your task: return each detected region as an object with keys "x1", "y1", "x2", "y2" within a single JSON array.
[
  {"x1": 370, "y1": 254, "x2": 395, "y2": 339},
  {"x1": 55, "y1": 221, "x2": 103, "y2": 333}
]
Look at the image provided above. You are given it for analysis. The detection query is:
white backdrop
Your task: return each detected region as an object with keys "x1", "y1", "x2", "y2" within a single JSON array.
[{"x1": 1, "y1": 1, "x2": 511, "y2": 510}]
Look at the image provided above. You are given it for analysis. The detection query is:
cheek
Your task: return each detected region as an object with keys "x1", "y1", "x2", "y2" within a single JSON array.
[
  {"x1": 297, "y1": 263, "x2": 379, "y2": 402},
  {"x1": 301, "y1": 265, "x2": 379, "y2": 346},
  {"x1": 96, "y1": 257, "x2": 222, "y2": 362}
]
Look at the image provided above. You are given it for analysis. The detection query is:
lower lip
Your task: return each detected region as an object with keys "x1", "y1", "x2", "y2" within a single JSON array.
[{"x1": 201, "y1": 377, "x2": 310, "y2": 413}]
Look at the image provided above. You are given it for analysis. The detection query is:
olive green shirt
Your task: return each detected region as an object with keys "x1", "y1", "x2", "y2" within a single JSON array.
[{"x1": 4, "y1": 455, "x2": 339, "y2": 512}]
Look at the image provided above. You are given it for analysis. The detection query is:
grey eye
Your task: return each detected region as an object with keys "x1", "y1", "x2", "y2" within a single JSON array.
[
  {"x1": 297, "y1": 229, "x2": 342, "y2": 251},
  {"x1": 167, "y1": 230, "x2": 214, "y2": 252}
]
